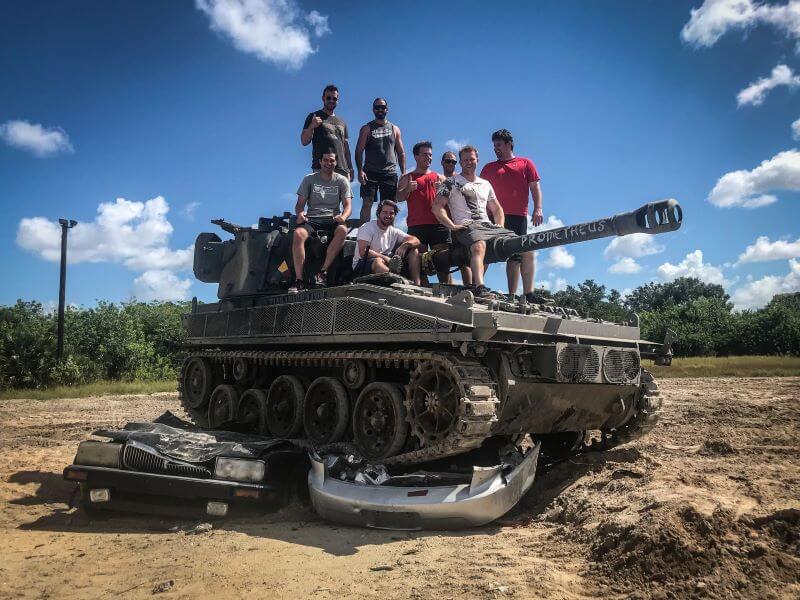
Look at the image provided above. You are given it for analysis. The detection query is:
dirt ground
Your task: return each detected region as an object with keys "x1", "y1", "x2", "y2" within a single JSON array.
[{"x1": 1, "y1": 377, "x2": 798, "y2": 600}]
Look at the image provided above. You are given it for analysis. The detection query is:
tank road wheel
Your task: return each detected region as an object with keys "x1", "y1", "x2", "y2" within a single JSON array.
[
  {"x1": 208, "y1": 384, "x2": 240, "y2": 429},
  {"x1": 353, "y1": 383, "x2": 408, "y2": 461},
  {"x1": 406, "y1": 361, "x2": 460, "y2": 446},
  {"x1": 265, "y1": 375, "x2": 306, "y2": 438},
  {"x1": 181, "y1": 357, "x2": 214, "y2": 410},
  {"x1": 238, "y1": 389, "x2": 268, "y2": 434},
  {"x1": 303, "y1": 377, "x2": 350, "y2": 445},
  {"x1": 342, "y1": 359, "x2": 368, "y2": 390},
  {"x1": 231, "y1": 357, "x2": 250, "y2": 383}
]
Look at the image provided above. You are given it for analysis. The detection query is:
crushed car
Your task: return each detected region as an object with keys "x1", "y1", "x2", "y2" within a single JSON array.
[{"x1": 63, "y1": 413, "x2": 541, "y2": 529}]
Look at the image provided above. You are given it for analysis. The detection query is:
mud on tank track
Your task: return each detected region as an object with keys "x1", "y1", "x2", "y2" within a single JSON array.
[{"x1": 0, "y1": 376, "x2": 798, "y2": 599}]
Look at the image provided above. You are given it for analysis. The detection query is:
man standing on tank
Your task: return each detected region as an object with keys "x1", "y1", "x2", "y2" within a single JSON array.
[
  {"x1": 354, "y1": 98, "x2": 406, "y2": 224},
  {"x1": 441, "y1": 151, "x2": 458, "y2": 178},
  {"x1": 396, "y1": 141, "x2": 451, "y2": 283},
  {"x1": 301, "y1": 84, "x2": 354, "y2": 181},
  {"x1": 290, "y1": 150, "x2": 353, "y2": 293},
  {"x1": 479, "y1": 129, "x2": 544, "y2": 303}
]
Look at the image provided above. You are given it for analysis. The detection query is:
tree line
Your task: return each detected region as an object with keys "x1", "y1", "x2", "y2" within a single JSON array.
[{"x1": 1, "y1": 277, "x2": 798, "y2": 390}]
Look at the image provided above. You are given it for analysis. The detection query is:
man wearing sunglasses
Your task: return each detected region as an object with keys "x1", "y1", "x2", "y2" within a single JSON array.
[
  {"x1": 301, "y1": 84, "x2": 354, "y2": 181},
  {"x1": 354, "y1": 98, "x2": 406, "y2": 224},
  {"x1": 441, "y1": 151, "x2": 458, "y2": 178}
]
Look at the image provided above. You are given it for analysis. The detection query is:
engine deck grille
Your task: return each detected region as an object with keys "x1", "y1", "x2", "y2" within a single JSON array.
[
  {"x1": 556, "y1": 344, "x2": 601, "y2": 383},
  {"x1": 603, "y1": 348, "x2": 641, "y2": 384}
]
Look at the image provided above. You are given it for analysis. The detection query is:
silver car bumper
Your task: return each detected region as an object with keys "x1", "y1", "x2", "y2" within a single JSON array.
[{"x1": 308, "y1": 442, "x2": 540, "y2": 530}]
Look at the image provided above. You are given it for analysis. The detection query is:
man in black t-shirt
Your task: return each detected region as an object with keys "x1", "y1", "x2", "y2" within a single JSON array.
[{"x1": 300, "y1": 84, "x2": 354, "y2": 181}]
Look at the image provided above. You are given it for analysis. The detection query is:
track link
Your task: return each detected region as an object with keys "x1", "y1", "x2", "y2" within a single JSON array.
[{"x1": 179, "y1": 349, "x2": 499, "y2": 466}]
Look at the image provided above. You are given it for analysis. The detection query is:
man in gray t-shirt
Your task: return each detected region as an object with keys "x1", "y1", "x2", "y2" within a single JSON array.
[{"x1": 291, "y1": 151, "x2": 353, "y2": 293}]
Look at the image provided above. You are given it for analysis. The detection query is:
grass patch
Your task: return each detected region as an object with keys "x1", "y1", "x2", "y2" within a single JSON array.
[
  {"x1": 644, "y1": 355, "x2": 800, "y2": 378},
  {"x1": 0, "y1": 380, "x2": 177, "y2": 401}
]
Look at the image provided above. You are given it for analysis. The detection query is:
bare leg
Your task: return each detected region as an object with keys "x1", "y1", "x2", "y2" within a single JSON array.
[
  {"x1": 292, "y1": 228, "x2": 309, "y2": 280},
  {"x1": 460, "y1": 266, "x2": 473, "y2": 286},
  {"x1": 520, "y1": 251, "x2": 535, "y2": 295},
  {"x1": 359, "y1": 200, "x2": 373, "y2": 225},
  {"x1": 371, "y1": 259, "x2": 390, "y2": 273},
  {"x1": 406, "y1": 248, "x2": 421, "y2": 286},
  {"x1": 506, "y1": 260, "x2": 521, "y2": 296},
  {"x1": 321, "y1": 225, "x2": 347, "y2": 271},
  {"x1": 471, "y1": 241, "x2": 487, "y2": 286}
]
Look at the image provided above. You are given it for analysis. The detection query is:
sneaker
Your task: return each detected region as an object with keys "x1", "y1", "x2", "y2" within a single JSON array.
[
  {"x1": 525, "y1": 291, "x2": 554, "y2": 305},
  {"x1": 388, "y1": 254, "x2": 403, "y2": 274},
  {"x1": 474, "y1": 285, "x2": 496, "y2": 299},
  {"x1": 288, "y1": 280, "x2": 304, "y2": 294},
  {"x1": 314, "y1": 270, "x2": 328, "y2": 287}
]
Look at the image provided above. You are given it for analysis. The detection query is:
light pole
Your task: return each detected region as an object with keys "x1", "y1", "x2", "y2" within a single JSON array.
[{"x1": 57, "y1": 218, "x2": 77, "y2": 362}]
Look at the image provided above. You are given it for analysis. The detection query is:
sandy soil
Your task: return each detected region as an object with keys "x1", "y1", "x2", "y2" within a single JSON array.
[{"x1": 1, "y1": 377, "x2": 798, "y2": 599}]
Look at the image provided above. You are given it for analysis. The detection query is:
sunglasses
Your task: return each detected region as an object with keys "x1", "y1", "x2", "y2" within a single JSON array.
[
  {"x1": 325, "y1": 96, "x2": 338, "y2": 101},
  {"x1": 443, "y1": 159, "x2": 457, "y2": 164},
  {"x1": 373, "y1": 106, "x2": 387, "y2": 110}
]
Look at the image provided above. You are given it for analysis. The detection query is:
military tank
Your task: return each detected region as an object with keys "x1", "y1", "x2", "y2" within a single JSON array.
[{"x1": 179, "y1": 199, "x2": 682, "y2": 466}]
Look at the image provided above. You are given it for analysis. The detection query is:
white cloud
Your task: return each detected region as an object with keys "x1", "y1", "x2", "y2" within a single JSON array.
[
  {"x1": 444, "y1": 139, "x2": 468, "y2": 152},
  {"x1": 182, "y1": 201, "x2": 201, "y2": 220},
  {"x1": 195, "y1": 0, "x2": 330, "y2": 70},
  {"x1": 305, "y1": 10, "x2": 330, "y2": 37},
  {"x1": 16, "y1": 196, "x2": 192, "y2": 271},
  {"x1": 707, "y1": 149, "x2": 800, "y2": 208},
  {"x1": 731, "y1": 258, "x2": 800, "y2": 309},
  {"x1": 133, "y1": 270, "x2": 192, "y2": 302},
  {"x1": 737, "y1": 64, "x2": 800, "y2": 106},
  {"x1": 736, "y1": 235, "x2": 800, "y2": 263},
  {"x1": 529, "y1": 215, "x2": 565, "y2": 234},
  {"x1": 658, "y1": 250, "x2": 728, "y2": 285},
  {"x1": 603, "y1": 232, "x2": 665, "y2": 260},
  {"x1": 793, "y1": 116, "x2": 800, "y2": 138},
  {"x1": 609, "y1": 257, "x2": 642, "y2": 274},
  {"x1": 539, "y1": 277, "x2": 568, "y2": 292},
  {"x1": 681, "y1": 0, "x2": 800, "y2": 48},
  {"x1": 0, "y1": 120, "x2": 73, "y2": 157},
  {"x1": 546, "y1": 246, "x2": 576, "y2": 269}
]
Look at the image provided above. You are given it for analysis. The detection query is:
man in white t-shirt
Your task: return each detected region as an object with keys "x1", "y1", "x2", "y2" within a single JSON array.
[
  {"x1": 432, "y1": 145, "x2": 517, "y2": 299},
  {"x1": 353, "y1": 200, "x2": 421, "y2": 285}
]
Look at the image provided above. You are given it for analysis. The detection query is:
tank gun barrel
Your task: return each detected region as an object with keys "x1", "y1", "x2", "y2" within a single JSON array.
[{"x1": 426, "y1": 199, "x2": 682, "y2": 272}]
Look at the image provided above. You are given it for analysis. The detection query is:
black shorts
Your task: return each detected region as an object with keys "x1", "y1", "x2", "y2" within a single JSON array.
[
  {"x1": 360, "y1": 171, "x2": 398, "y2": 203},
  {"x1": 502, "y1": 214, "x2": 527, "y2": 263},
  {"x1": 298, "y1": 217, "x2": 341, "y2": 239},
  {"x1": 407, "y1": 224, "x2": 450, "y2": 249}
]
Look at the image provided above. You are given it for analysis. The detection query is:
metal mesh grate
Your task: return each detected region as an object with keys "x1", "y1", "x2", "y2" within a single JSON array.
[
  {"x1": 557, "y1": 344, "x2": 601, "y2": 383},
  {"x1": 186, "y1": 314, "x2": 206, "y2": 338},
  {"x1": 252, "y1": 307, "x2": 277, "y2": 335},
  {"x1": 274, "y1": 304, "x2": 304, "y2": 335},
  {"x1": 301, "y1": 301, "x2": 334, "y2": 334},
  {"x1": 603, "y1": 349, "x2": 641, "y2": 384},
  {"x1": 205, "y1": 313, "x2": 228, "y2": 338},
  {"x1": 227, "y1": 309, "x2": 251, "y2": 336},
  {"x1": 334, "y1": 298, "x2": 436, "y2": 333}
]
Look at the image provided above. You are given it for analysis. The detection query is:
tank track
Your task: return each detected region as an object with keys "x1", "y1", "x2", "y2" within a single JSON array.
[
  {"x1": 179, "y1": 349, "x2": 499, "y2": 466},
  {"x1": 582, "y1": 368, "x2": 662, "y2": 452}
]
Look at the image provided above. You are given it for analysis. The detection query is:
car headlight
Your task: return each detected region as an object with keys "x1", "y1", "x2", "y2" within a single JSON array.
[
  {"x1": 214, "y1": 457, "x2": 265, "y2": 483},
  {"x1": 74, "y1": 441, "x2": 123, "y2": 468}
]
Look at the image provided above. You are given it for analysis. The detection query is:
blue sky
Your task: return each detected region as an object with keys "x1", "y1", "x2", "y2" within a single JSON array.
[{"x1": 2, "y1": 0, "x2": 799, "y2": 310}]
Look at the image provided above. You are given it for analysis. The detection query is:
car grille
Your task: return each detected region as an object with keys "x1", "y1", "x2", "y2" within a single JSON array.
[{"x1": 122, "y1": 443, "x2": 211, "y2": 479}]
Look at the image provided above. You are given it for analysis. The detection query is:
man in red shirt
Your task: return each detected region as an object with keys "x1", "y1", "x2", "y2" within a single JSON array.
[
  {"x1": 480, "y1": 129, "x2": 543, "y2": 303},
  {"x1": 396, "y1": 141, "x2": 451, "y2": 283}
]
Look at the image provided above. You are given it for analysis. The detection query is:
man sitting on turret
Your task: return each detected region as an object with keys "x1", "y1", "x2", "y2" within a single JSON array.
[
  {"x1": 432, "y1": 145, "x2": 516, "y2": 299},
  {"x1": 290, "y1": 150, "x2": 353, "y2": 293},
  {"x1": 353, "y1": 200, "x2": 422, "y2": 285}
]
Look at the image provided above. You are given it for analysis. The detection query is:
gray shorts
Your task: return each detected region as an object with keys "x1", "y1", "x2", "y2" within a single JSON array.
[{"x1": 453, "y1": 221, "x2": 517, "y2": 247}]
